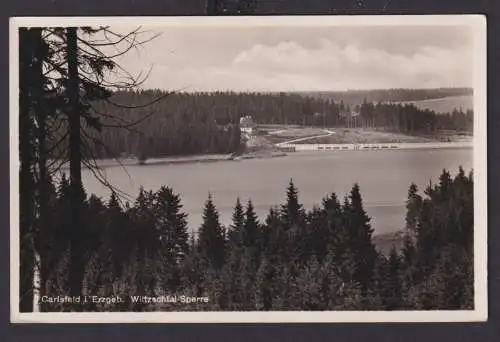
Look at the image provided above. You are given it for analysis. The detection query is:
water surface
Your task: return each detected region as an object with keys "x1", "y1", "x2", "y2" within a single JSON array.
[{"x1": 82, "y1": 149, "x2": 472, "y2": 235}]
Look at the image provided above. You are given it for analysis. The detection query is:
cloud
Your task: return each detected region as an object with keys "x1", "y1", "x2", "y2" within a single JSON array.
[
  {"x1": 126, "y1": 27, "x2": 473, "y2": 92},
  {"x1": 225, "y1": 38, "x2": 472, "y2": 91}
]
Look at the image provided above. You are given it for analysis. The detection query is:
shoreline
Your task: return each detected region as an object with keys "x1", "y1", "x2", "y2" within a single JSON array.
[
  {"x1": 76, "y1": 151, "x2": 288, "y2": 170},
  {"x1": 69, "y1": 141, "x2": 472, "y2": 170}
]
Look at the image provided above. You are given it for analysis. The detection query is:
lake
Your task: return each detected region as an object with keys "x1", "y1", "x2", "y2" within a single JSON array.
[{"x1": 82, "y1": 148, "x2": 473, "y2": 235}]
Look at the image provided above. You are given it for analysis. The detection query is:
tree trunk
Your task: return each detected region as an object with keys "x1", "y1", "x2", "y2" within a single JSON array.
[
  {"x1": 32, "y1": 28, "x2": 51, "y2": 312},
  {"x1": 19, "y1": 28, "x2": 37, "y2": 313},
  {"x1": 66, "y1": 27, "x2": 85, "y2": 308}
]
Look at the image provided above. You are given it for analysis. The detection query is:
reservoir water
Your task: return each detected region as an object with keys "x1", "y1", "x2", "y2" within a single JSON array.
[{"x1": 82, "y1": 148, "x2": 472, "y2": 235}]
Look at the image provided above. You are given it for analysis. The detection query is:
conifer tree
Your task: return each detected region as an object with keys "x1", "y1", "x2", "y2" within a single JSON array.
[
  {"x1": 106, "y1": 192, "x2": 128, "y2": 275},
  {"x1": 127, "y1": 188, "x2": 158, "y2": 297},
  {"x1": 344, "y1": 183, "x2": 377, "y2": 294},
  {"x1": 130, "y1": 187, "x2": 157, "y2": 254},
  {"x1": 405, "y1": 183, "x2": 422, "y2": 238},
  {"x1": 415, "y1": 197, "x2": 439, "y2": 281},
  {"x1": 242, "y1": 200, "x2": 259, "y2": 248},
  {"x1": 255, "y1": 257, "x2": 274, "y2": 310},
  {"x1": 154, "y1": 186, "x2": 189, "y2": 260},
  {"x1": 153, "y1": 186, "x2": 189, "y2": 291},
  {"x1": 86, "y1": 195, "x2": 107, "y2": 252},
  {"x1": 383, "y1": 248, "x2": 403, "y2": 309},
  {"x1": 180, "y1": 232, "x2": 205, "y2": 297},
  {"x1": 264, "y1": 206, "x2": 288, "y2": 262},
  {"x1": 400, "y1": 235, "x2": 417, "y2": 305},
  {"x1": 198, "y1": 194, "x2": 226, "y2": 269},
  {"x1": 307, "y1": 206, "x2": 328, "y2": 263},
  {"x1": 280, "y1": 179, "x2": 305, "y2": 228},
  {"x1": 228, "y1": 197, "x2": 244, "y2": 247},
  {"x1": 322, "y1": 192, "x2": 344, "y2": 260}
]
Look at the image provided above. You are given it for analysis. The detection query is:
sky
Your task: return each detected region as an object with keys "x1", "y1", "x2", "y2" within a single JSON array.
[{"x1": 108, "y1": 24, "x2": 474, "y2": 92}]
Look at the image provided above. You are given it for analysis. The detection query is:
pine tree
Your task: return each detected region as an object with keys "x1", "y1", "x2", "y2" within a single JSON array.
[
  {"x1": 280, "y1": 180, "x2": 309, "y2": 266},
  {"x1": 333, "y1": 196, "x2": 357, "y2": 284},
  {"x1": 220, "y1": 198, "x2": 248, "y2": 309},
  {"x1": 264, "y1": 206, "x2": 288, "y2": 262},
  {"x1": 242, "y1": 200, "x2": 259, "y2": 248},
  {"x1": 405, "y1": 183, "x2": 422, "y2": 238},
  {"x1": 222, "y1": 200, "x2": 261, "y2": 309},
  {"x1": 198, "y1": 194, "x2": 226, "y2": 269},
  {"x1": 127, "y1": 187, "x2": 158, "y2": 299},
  {"x1": 344, "y1": 183, "x2": 377, "y2": 294},
  {"x1": 228, "y1": 197, "x2": 244, "y2": 247},
  {"x1": 280, "y1": 179, "x2": 304, "y2": 228},
  {"x1": 180, "y1": 232, "x2": 205, "y2": 298},
  {"x1": 153, "y1": 186, "x2": 190, "y2": 292},
  {"x1": 306, "y1": 206, "x2": 328, "y2": 263},
  {"x1": 43, "y1": 173, "x2": 73, "y2": 301},
  {"x1": 403, "y1": 167, "x2": 475, "y2": 310},
  {"x1": 384, "y1": 248, "x2": 403, "y2": 309},
  {"x1": 255, "y1": 257, "x2": 274, "y2": 310},
  {"x1": 86, "y1": 195, "x2": 107, "y2": 252},
  {"x1": 106, "y1": 192, "x2": 128, "y2": 276},
  {"x1": 154, "y1": 186, "x2": 189, "y2": 260},
  {"x1": 400, "y1": 235, "x2": 417, "y2": 306},
  {"x1": 451, "y1": 166, "x2": 474, "y2": 251},
  {"x1": 131, "y1": 187, "x2": 157, "y2": 254}
]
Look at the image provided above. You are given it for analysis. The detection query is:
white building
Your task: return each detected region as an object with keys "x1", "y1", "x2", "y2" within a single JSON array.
[{"x1": 240, "y1": 115, "x2": 255, "y2": 135}]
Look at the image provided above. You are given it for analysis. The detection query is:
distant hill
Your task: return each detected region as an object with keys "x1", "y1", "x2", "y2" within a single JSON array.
[
  {"x1": 293, "y1": 88, "x2": 473, "y2": 106},
  {"x1": 398, "y1": 95, "x2": 473, "y2": 114}
]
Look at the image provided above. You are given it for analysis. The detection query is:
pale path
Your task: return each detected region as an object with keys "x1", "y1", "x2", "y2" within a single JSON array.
[{"x1": 276, "y1": 129, "x2": 335, "y2": 146}]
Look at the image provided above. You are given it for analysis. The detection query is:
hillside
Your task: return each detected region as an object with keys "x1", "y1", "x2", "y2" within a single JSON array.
[
  {"x1": 399, "y1": 95, "x2": 473, "y2": 114},
  {"x1": 293, "y1": 88, "x2": 473, "y2": 106}
]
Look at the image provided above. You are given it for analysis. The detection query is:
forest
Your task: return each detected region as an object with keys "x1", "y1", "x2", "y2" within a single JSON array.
[
  {"x1": 78, "y1": 90, "x2": 474, "y2": 159},
  {"x1": 18, "y1": 26, "x2": 474, "y2": 313},
  {"x1": 296, "y1": 87, "x2": 473, "y2": 105},
  {"x1": 36, "y1": 167, "x2": 474, "y2": 311}
]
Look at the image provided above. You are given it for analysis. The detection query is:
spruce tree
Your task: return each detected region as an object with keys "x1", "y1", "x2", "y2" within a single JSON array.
[
  {"x1": 400, "y1": 235, "x2": 417, "y2": 306},
  {"x1": 404, "y1": 167, "x2": 475, "y2": 310},
  {"x1": 255, "y1": 257, "x2": 274, "y2": 310},
  {"x1": 322, "y1": 192, "x2": 344, "y2": 258},
  {"x1": 228, "y1": 197, "x2": 244, "y2": 247},
  {"x1": 405, "y1": 183, "x2": 422, "y2": 238},
  {"x1": 280, "y1": 180, "x2": 308, "y2": 266},
  {"x1": 280, "y1": 179, "x2": 304, "y2": 228},
  {"x1": 106, "y1": 192, "x2": 128, "y2": 276},
  {"x1": 307, "y1": 206, "x2": 328, "y2": 263},
  {"x1": 86, "y1": 195, "x2": 106, "y2": 252},
  {"x1": 229, "y1": 200, "x2": 261, "y2": 308},
  {"x1": 384, "y1": 248, "x2": 403, "y2": 309},
  {"x1": 154, "y1": 186, "x2": 189, "y2": 261},
  {"x1": 180, "y1": 232, "x2": 205, "y2": 297},
  {"x1": 198, "y1": 194, "x2": 226, "y2": 269},
  {"x1": 264, "y1": 206, "x2": 288, "y2": 262},
  {"x1": 344, "y1": 183, "x2": 377, "y2": 294},
  {"x1": 131, "y1": 187, "x2": 157, "y2": 254},
  {"x1": 220, "y1": 198, "x2": 248, "y2": 309},
  {"x1": 242, "y1": 200, "x2": 259, "y2": 248},
  {"x1": 451, "y1": 166, "x2": 474, "y2": 251},
  {"x1": 153, "y1": 186, "x2": 190, "y2": 291},
  {"x1": 127, "y1": 188, "x2": 158, "y2": 298}
]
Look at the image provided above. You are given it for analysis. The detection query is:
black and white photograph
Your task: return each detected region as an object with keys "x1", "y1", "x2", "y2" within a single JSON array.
[{"x1": 10, "y1": 15, "x2": 487, "y2": 323}]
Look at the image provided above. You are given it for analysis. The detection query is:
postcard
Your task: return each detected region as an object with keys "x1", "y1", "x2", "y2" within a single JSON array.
[{"x1": 10, "y1": 14, "x2": 487, "y2": 323}]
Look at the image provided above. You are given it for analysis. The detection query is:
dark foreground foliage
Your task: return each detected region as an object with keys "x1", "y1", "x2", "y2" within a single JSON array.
[{"x1": 35, "y1": 167, "x2": 473, "y2": 311}]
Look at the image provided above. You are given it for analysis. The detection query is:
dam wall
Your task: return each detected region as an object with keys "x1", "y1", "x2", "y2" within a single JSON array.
[{"x1": 278, "y1": 141, "x2": 472, "y2": 152}]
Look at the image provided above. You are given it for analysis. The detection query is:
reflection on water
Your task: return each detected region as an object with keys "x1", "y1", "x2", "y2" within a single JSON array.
[{"x1": 83, "y1": 148, "x2": 473, "y2": 235}]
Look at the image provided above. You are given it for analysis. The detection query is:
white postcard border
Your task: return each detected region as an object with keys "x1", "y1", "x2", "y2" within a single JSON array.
[{"x1": 9, "y1": 14, "x2": 488, "y2": 323}]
